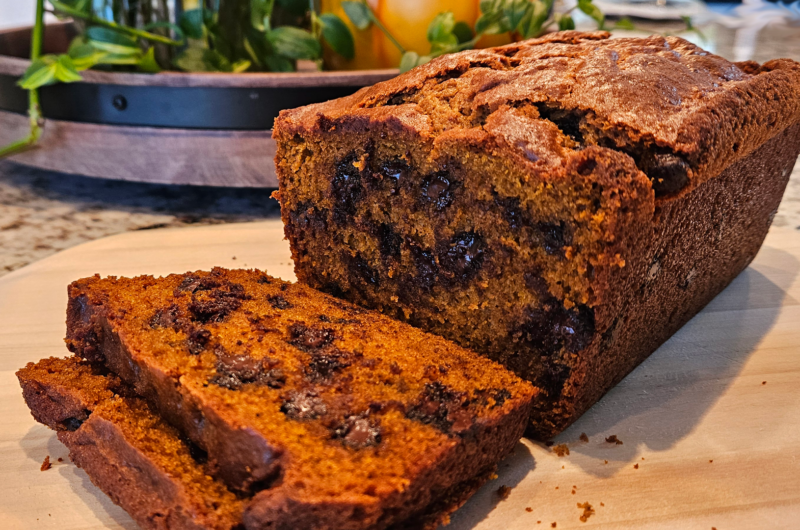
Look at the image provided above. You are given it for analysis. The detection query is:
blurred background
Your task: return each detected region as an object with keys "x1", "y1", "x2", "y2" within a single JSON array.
[{"x1": 1, "y1": 0, "x2": 799, "y2": 277}]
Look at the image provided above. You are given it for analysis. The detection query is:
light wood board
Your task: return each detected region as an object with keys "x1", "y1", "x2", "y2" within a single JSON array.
[{"x1": 1, "y1": 221, "x2": 799, "y2": 530}]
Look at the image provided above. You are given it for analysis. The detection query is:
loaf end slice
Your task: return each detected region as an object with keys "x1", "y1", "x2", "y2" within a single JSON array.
[{"x1": 17, "y1": 357, "x2": 244, "y2": 530}]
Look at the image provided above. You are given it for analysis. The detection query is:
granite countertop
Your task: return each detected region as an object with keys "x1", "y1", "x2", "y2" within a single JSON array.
[{"x1": 1, "y1": 18, "x2": 800, "y2": 277}]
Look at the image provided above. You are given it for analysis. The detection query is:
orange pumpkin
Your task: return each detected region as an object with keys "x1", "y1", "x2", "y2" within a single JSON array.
[{"x1": 322, "y1": 0, "x2": 500, "y2": 70}]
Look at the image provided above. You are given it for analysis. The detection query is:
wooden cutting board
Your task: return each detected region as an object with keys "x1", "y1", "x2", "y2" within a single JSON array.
[{"x1": 1, "y1": 221, "x2": 798, "y2": 530}]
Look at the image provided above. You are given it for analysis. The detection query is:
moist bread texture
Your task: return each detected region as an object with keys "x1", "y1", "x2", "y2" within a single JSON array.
[
  {"x1": 61, "y1": 268, "x2": 536, "y2": 530},
  {"x1": 272, "y1": 31, "x2": 800, "y2": 437}
]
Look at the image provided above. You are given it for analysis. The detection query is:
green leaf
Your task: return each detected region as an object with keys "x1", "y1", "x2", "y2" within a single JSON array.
[
  {"x1": 342, "y1": 1, "x2": 372, "y2": 31},
  {"x1": 251, "y1": 0, "x2": 276, "y2": 31},
  {"x1": 319, "y1": 13, "x2": 355, "y2": 60},
  {"x1": 85, "y1": 26, "x2": 138, "y2": 47},
  {"x1": 558, "y1": 14, "x2": 575, "y2": 31},
  {"x1": 67, "y1": 38, "x2": 105, "y2": 70},
  {"x1": 427, "y1": 12, "x2": 458, "y2": 54},
  {"x1": 179, "y1": 9, "x2": 205, "y2": 40},
  {"x1": 613, "y1": 17, "x2": 636, "y2": 30},
  {"x1": 136, "y1": 47, "x2": 161, "y2": 73},
  {"x1": 578, "y1": 0, "x2": 604, "y2": 27},
  {"x1": 427, "y1": 12, "x2": 456, "y2": 43},
  {"x1": 17, "y1": 56, "x2": 58, "y2": 90},
  {"x1": 87, "y1": 39, "x2": 141, "y2": 56},
  {"x1": 452, "y1": 21, "x2": 474, "y2": 44},
  {"x1": 232, "y1": 59, "x2": 252, "y2": 73},
  {"x1": 264, "y1": 54, "x2": 295, "y2": 72},
  {"x1": 268, "y1": 26, "x2": 322, "y2": 60},
  {"x1": 143, "y1": 21, "x2": 186, "y2": 42},
  {"x1": 521, "y1": 0, "x2": 551, "y2": 39},
  {"x1": 53, "y1": 55, "x2": 83, "y2": 83},
  {"x1": 399, "y1": 51, "x2": 419, "y2": 73},
  {"x1": 504, "y1": 0, "x2": 532, "y2": 33},
  {"x1": 174, "y1": 47, "x2": 236, "y2": 72}
]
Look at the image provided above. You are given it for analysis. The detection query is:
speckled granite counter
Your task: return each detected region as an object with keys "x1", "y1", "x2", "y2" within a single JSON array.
[{"x1": 1, "y1": 20, "x2": 799, "y2": 277}]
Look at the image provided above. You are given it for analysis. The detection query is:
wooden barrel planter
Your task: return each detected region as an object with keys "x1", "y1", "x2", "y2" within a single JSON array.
[{"x1": 0, "y1": 23, "x2": 397, "y2": 187}]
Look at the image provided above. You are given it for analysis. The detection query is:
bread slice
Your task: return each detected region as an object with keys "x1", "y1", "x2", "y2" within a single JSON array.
[
  {"x1": 17, "y1": 357, "x2": 244, "y2": 530},
  {"x1": 18, "y1": 357, "x2": 499, "y2": 530},
  {"x1": 62, "y1": 268, "x2": 536, "y2": 530},
  {"x1": 272, "y1": 31, "x2": 800, "y2": 437}
]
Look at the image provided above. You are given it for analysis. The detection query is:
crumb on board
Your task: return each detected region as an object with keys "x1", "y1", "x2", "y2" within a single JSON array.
[
  {"x1": 57, "y1": 457, "x2": 63, "y2": 462},
  {"x1": 634, "y1": 463, "x2": 639, "y2": 469},
  {"x1": 762, "y1": 381, "x2": 767, "y2": 385},
  {"x1": 579, "y1": 433, "x2": 589, "y2": 442},
  {"x1": 545, "y1": 441, "x2": 555, "y2": 447},
  {"x1": 40, "y1": 456, "x2": 51, "y2": 471},
  {"x1": 600, "y1": 502, "x2": 605, "y2": 507},
  {"x1": 526, "y1": 507, "x2": 533, "y2": 512},
  {"x1": 578, "y1": 502, "x2": 595, "y2": 522},
  {"x1": 709, "y1": 460, "x2": 713, "y2": 463},
  {"x1": 605, "y1": 435, "x2": 623, "y2": 445},
  {"x1": 553, "y1": 444, "x2": 570, "y2": 457},
  {"x1": 641, "y1": 457, "x2": 645, "y2": 460},
  {"x1": 497, "y1": 485, "x2": 512, "y2": 500},
  {"x1": 551, "y1": 523, "x2": 557, "y2": 528},
  {"x1": 562, "y1": 465, "x2": 565, "y2": 469},
  {"x1": 572, "y1": 489, "x2": 576, "y2": 495}
]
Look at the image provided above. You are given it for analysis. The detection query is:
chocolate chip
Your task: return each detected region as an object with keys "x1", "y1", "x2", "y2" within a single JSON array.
[
  {"x1": 517, "y1": 300, "x2": 595, "y2": 356},
  {"x1": 289, "y1": 201, "x2": 328, "y2": 232},
  {"x1": 375, "y1": 159, "x2": 409, "y2": 194},
  {"x1": 491, "y1": 389, "x2": 511, "y2": 408},
  {"x1": 539, "y1": 360, "x2": 572, "y2": 399},
  {"x1": 348, "y1": 255, "x2": 380, "y2": 286},
  {"x1": 306, "y1": 348, "x2": 351, "y2": 381},
  {"x1": 333, "y1": 415, "x2": 382, "y2": 448},
  {"x1": 268, "y1": 295, "x2": 291, "y2": 310},
  {"x1": 257, "y1": 276, "x2": 272, "y2": 284},
  {"x1": 210, "y1": 353, "x2": 285, "y2": 390},
  {"x1": 378, "y1": 224, "x2": 402, "y2": 258},
  {"x1": 61, "y1": 417, "x2": 85, "y2": 431},
  {"x1": 409, "y1": 244, "x2": 438, "y2": 289},
  {"x1": 280, "y1": 390, "x2": 327, "y2": 420},
  {"x1": 422, "y1": 171, "x2": 456, "y2": 210},
  {"x1": 406, "y1": 382, "x2": 470, "y2": 434},
  {"x1": 641, "y1": 152, "x2": 690, "y2": 196},
  {"x1": 288, "y1": 323, "x2": 335, "y2": 351},
  {"x1": 149, "y1": 304, "x2": 182, "y2": 329},
  {"x1": 331, "y1": 153, "x2": 365, "y2": 223},
  {"x1": 187, "y1": 327, "x2": 212, "y2": 355},
  {"x1": 438, "y1": 232, "x2": 485, "y2": 284},
  {"x1": 536, "y1": 222, "x2": 570, "y2": 255},
  {"x1": 493, "y1": 194, "x2": 529, "y2": 230}
]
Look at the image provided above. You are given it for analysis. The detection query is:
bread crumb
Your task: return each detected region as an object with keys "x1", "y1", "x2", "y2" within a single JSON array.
[
  {"x1": 709, "y1": 460, "x2": 713, "y2": 463},
  {"x1": 526, "y1": 507, "x2": 533, "y2": 512},
  {"x1": 57, "y1": 457, "x2": 63, "y2": 462},
  {"x1": 40, "y1": 456, "x2": 52, "y2": 471},
  {"x1": 605, "y1": 435, "x2": 623, "y2": 445},
  {"x1": 641, "y1": 457, "x2": 645, "y2": 460},
  {"x1": 600, "y1": 502, "x2": 605, "y2": 507},
  {"x1": 604, "y1": 460, "x2": 608, "y2": 464},
  {"x1": 231, "y1": 256, "x2": 236, "y2": 260},
  {"x1": 497, "y1": 485, "x2": 512, "y2": 500},
  {"x1": 562, "y1": 465, "x2": 565, "y2": 469},
  {"x1": 490, "y1": 473, "x2": 498, "y2": 480},
  {"x1": 553, "y1": 444, "x2": 570, "y2": 457},
  {"x1": 572, "y1": 489, "x2": 576, "y2": 495},
  {"x1": 551, "y1": 523, "x2": 557, "y2": 528},
  {"x1": 578, "y1": 502, "x2": 595, "y2": 522},
  {"x1": 762, "y1": 381, "x2": 767, "y2": 385},
  {"x1": 579, "y1": 433, "x2": 589, "y2": 442},
  {"x1": 555, "y1": 486, "x2": 559, "y2": 489},
  {"x1": 634, "y1": 463, "x2": 639, "y2": 469}
]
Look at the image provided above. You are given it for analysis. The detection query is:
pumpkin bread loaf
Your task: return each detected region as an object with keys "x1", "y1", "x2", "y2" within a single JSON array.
[
  {"x1": 272, "y1": 30, "x2": 800, "y2": 438},
  {"x1": 59, "y1": 268, "x2": 536, "y2": 530}
]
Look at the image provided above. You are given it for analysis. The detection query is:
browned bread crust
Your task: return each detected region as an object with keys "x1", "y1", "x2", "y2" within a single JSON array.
[
  {"x1": 272, "y1": 31, "x2": 800, "y2": 437},
  {"x1": 17, "y1": 357, "x2": 244, "y2": 530},
  {"x1": 62, "y1": 269, "x2": 536, "y2": 530}
]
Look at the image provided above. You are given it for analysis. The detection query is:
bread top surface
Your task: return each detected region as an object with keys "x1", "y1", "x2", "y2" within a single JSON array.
[
  {"x1": 274, "y1": 31, "x2": 800, "y2": 195},
  {"x1": 66, "y1": 268, "x2": 536, "y2": 504}
]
